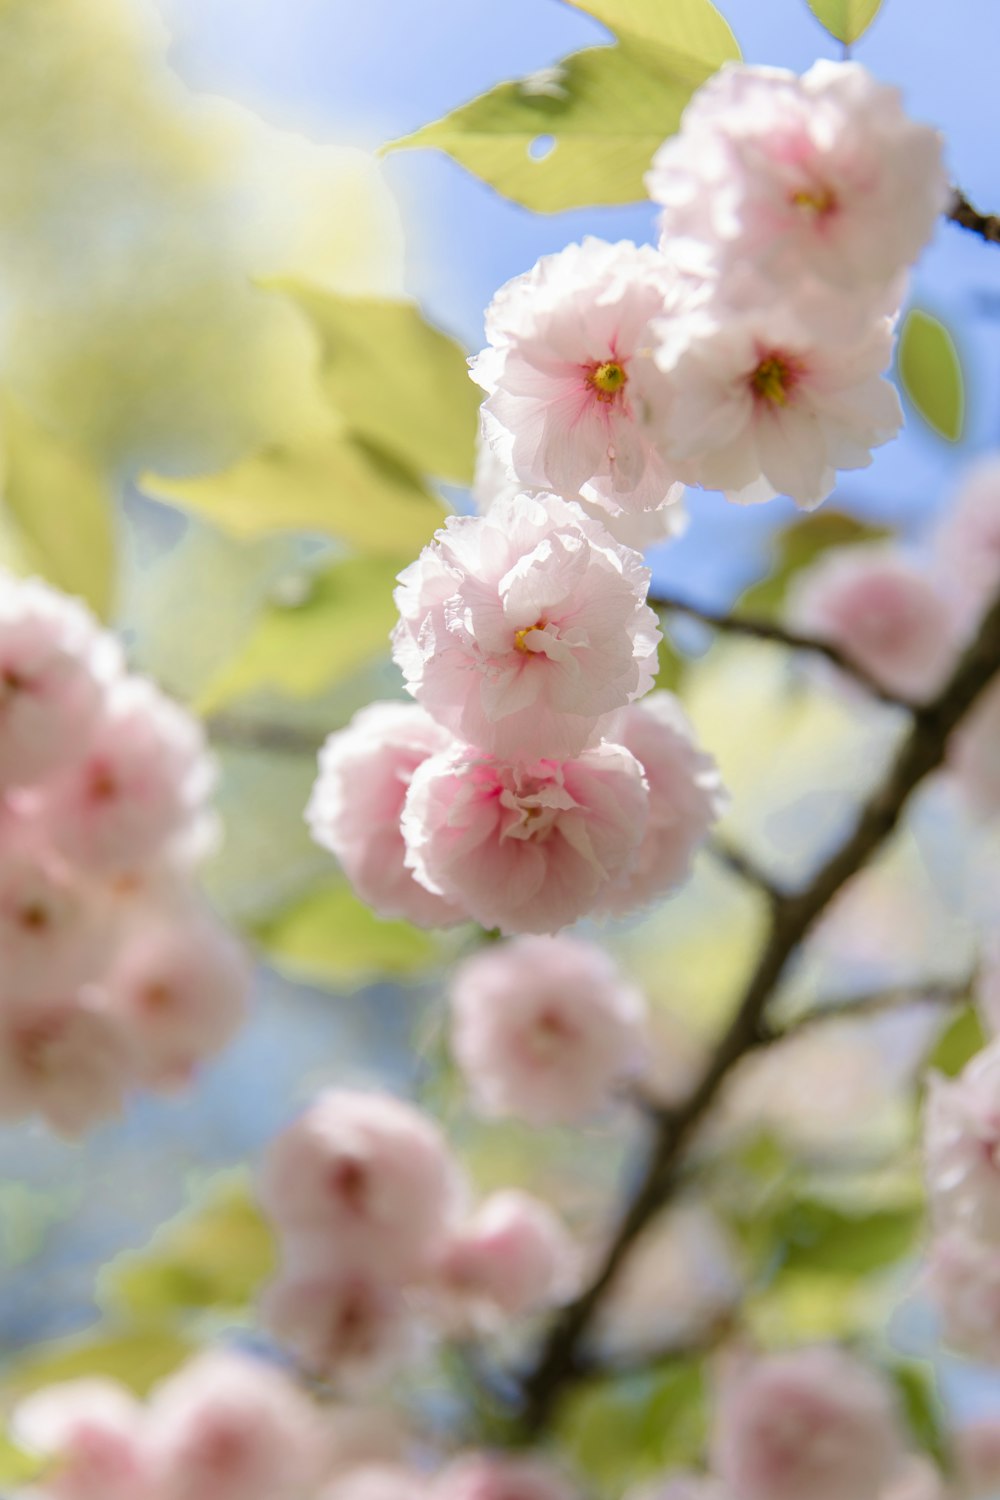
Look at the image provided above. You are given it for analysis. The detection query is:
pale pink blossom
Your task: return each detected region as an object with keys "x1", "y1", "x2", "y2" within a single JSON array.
[
  {"x1": 12, "y1": 1378, "x2": 149, "y2": 1500},
  {"x1": 0, "y1": 575, "x2": 122, "y2": 791},
  {"x1": 956, "y1": 1418, "x2": 1000, "y2": 1497},
  {"x1": 147, "y1": 1349, "x2": 327, "y2": 1500},
  {"x1": 0, "y1": 836, "x2": 112, "y2": 1002},
  {"x1": 598, "y1": 692, "x2": 726, "y2": 914},
  {"x1": 320, "y1": 1466, "x2": 427, "y2": 1500},
  {"x1": 471, "y1": 238, "x2": 688, "y2": 518},
  {"x1": 647, "y1": 61, "x2": 947, "y2": 297},
  {"x1": 934, "y1": 456, "x2": 1000, "y2": 628},
  {"x1": 711, "y1": 1345, "x2": 906, "y2": 1500},
  {"x1": 392, "y1": 493, "x2": 660, "y2": 763},
  {"x1": 40, "y1": 677, "x2": 215, "y2": 878},
  {"x1": 786, "y1": 545, "x2": 960, "y2": 702},
  {"x1": 258, "y1": 1090, "x2": 464, "y2": 1280},
  {"x1": 431, "y1": 1190, "x2": 577, "y2": 1331},
  {"x1": 948, "y1": 676, "x2": 1000, "y2": 820},
  {"x1": 0, "y1": 991, "x2": 132, "y2": 1137},
  {"x1": 924, "y1": 1041, "x2": 1000, "y2": 1240},
  {"x1": 925, "y1": 1229, "x2": 1000, "y2": 1362},
  {"x1": 306, "y1": 702, "x2": 462, "y2": 928},
  {"x1": 973, "y1": 939, "x2": 1000, "y2": 1037},
  {"x1": 104, "y1": 902, "x2": 250, "y2": 1090},
  {"x1": 881, "y1": 1458, "x2": 948, "y2": 1500},
  {"x1": 260, "y1": 1260, "x2": 413, "y2": 1388},
  {"x1": 651, "y1": 293, "x2": 902, "y2": 508},
  {"x1": 434, "y1": 1454, "x2": 579, "y2": 1500},
  {"x1": 449, "y1": 935, "x2": 647, "y2": 1123},
  {"x1": 627, "y1": 1476, "x2": 732, "y2": 1500},
  {"x1": 402, "y1": 741, "x2": 649, "y2": 934}
]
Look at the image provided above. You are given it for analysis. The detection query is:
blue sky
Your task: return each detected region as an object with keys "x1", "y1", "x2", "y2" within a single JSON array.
[{"x1": 156, "y1": 0, "x2": 1000, "y2": 598}]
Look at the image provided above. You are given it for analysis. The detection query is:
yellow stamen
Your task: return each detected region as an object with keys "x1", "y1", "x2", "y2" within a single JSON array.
[
  {"x1": 791, "y1": 185, "x2": 836, "y2": 216},
  {"x1": 588, "y1": 360, "x2": 628, "y2": 401},
  {"x1": 514, "y1": 620, "x2": 544, "y2": 653},
  {"x1": 751, "y1": 356, "x2": 793, "y2": 406}
]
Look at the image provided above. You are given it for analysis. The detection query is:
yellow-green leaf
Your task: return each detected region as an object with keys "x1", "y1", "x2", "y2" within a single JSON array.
[
  {"x1": 738, "y1": 509, "x2": 893, "y2": 618},
  {"x1": 254, "y1": 877, "x2": 445, "y2": 986},
  {"x1": 197, "y1": 554, "x2": 404, "y2": 714},
  {"x1": 0, "y1": 395, "x2": 116, "y2": 618},
  {"x1": 101, "y1": 1175, "x2": 276, "y2": 1326},
  {"x1": 3, "y1": 1329, "x2": 193, "y2": 1400},
  {"x1": 897, "y1": 309, "x2": 965, "y2": 443},
  {"x1": 805, "y1": 0, "x2": 883, "y2": 43},
  {"x1": 141, "y1": 420, "x2": 447, "y2": 555},
  {"x1": 277, "y1": 285, "x2": 480, "y2": 485},
  {"x1": 390, "y1": 0, "x2": 739, "y2": 212}
]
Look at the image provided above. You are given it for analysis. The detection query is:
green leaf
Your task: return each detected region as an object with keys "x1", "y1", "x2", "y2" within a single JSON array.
[
  {"x1": 897, "y1": 309, "x2": 965, "y2": 443},
  {"x1": 927, "y1": 1004, "x2": 983, "y2": 1078},
  {"x1": 0, "y1": 395, "x2": 116, "y2": 618},
  {"x1": 276, "y1": 286, "x2": 480, "y2": 486},
  {"x1": 197, "y1": 554, "x2": 404, "y2": 714},
  {"x1": 776, "y1": 1198, "x2": 923, "y2": 1276},
  {"x1": 390, "y1": 0, "x2": 740, "y2": 212},
  {"x1": 558, "y1": 1362, "x2": 707, "y2": 1492},
  {"x1": 141, "y1": 421, "x2": 447, "y2": 556},
  {"x1": 805, "y1": 0, "x2": 883, "y2": 43},
  {"x1": 0, "y1": 1432, "x2": 41, "y2": 1487},
  {"x1": 653, "y1": 633, "x2": 686, "y2": 692},
  {"x1": 253, "y1": 877, "x2": 445, "y2": 986},
  {"x1": 887, "y1": 1359, "x2": 953, "y2": 1471},
  {"x1": 738, "y1": 509, "x2": 892, "y2": 618},
  {"x1": 101, "y1": 1175, "x2": 275, "y2": 1326},
  {"x1": 3, "y1": 1329, "x2": 193, "y2": 1400}
]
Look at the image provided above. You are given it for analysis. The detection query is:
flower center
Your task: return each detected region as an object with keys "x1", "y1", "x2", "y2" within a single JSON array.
[
  {"x1": 750, "y1": 355, "x2": 796, "y2": 406},
  {"x1": 791, "y1": 184, "x2": 837, "y2": 216},
  {"x1": 514, "y1": 619, "x2": 546, "y2": 654},
  {"x1": 587, "y1": 360, "x2": 628, "y2": 403}
]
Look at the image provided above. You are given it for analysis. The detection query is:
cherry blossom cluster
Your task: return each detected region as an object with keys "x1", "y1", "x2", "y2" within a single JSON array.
[
  {"x1": 308, "y1": 493, "x2": 726, "y2": 935},
  {"x1": 0, "y1": 572, "x2": 248, "y2": 1135},
  {"x1": 7, "y1": 1348, "x2": 581, "y2": 1500},
  {"x1": 256, "y1": 1088, "x2": 576, "y2": 1383},
  {"x1": 472, "y1": 61, "x2": 946, "y2": 536}
]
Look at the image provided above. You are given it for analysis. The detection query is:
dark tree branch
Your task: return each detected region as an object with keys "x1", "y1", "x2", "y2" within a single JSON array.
[
  {"x1": 767, "y1": 975, "x2": 972, "y2": 1042},
  {"x1": 948, "y1": 189, "x2": 1000, "y2": 245},
  {"x1": 206, "y1": 714, "x2": 326, "y2": 757},
  {"x1": 517, "y1": 585, "x2": 1000, "y2": 1436},
  {"x1": 706, "y1": 833, "x2": 784, "y2": 904},
  {"x1": 649, "y1": 592, "x2": 908, "y2": 707}
]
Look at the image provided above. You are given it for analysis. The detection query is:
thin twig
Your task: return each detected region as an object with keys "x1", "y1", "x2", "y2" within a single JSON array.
[
  {"x1": 206, "y1": 714, "x2": 326, "y2": 757},
  {"x1": 706, "y1": 833, "x2": 784, "y2": 904},
  {"x1": 517, "y1": 584, "x2": 1000, "y2": 1436},
  {"x1": 766, "y1": 976, "x2": 972, "y2": 1042},
  {"x1": 649, "y1": 591, "x2": 908, "y2": 707},
  {"x1": 947, "y1": 189, "x2": 1000, "y2": 246}
]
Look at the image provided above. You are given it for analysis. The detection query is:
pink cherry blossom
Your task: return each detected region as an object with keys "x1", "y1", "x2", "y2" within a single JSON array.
[
  {"x1": 104, "y1": 901, "x2": 250, "y2": 1090},
  {"x1": 306, "y1": 702, "x2": 463, "y2": 928},
  {"x1": 260, "y1": 1259, "x2": 413, "y2": 1388},
  {"x1": 258, "y1": 1089, "x2": 464, "y2": 1280},
  {"x1": 434, "y1": 1454, "x2": 579, "y2": 1500},
  {"x1": 956, "y1": 1418, "x2": 1000, "y2": 1498},
  {"x1": 320, "y1": 1465, "x2": 428, "y2": 1500},
  {"x1": 948, "y1": 676, "x2": 1000, "y2": 820},
  {"x1": 0, "y1": 990, "x2": 132, "y2": 1137},
  {"x1": 449, "y1": 935, "x2": 647, "y2": 1123},
  {"x1": 710, "y1": 1345, "x2": 906, "y2": 1500},
  {"x1": 933, "y1": 455, "x2": 1000, "y2": 629},
  {"x1": 392, "y1": 493, "x2": 660, "y2": 763},
  {"x1": 647, "y1": 61, "x2": 947, "y2": 297},
  {"x1": 651, "y1": 292, "x2": 902, "y2": 508},
  {"x1": 12, "y1": 1378, "x2": 150, "y2": 1500},
  {"x1": 925, "y1": 1229, "x2": 1000, "y2": 1362},
  {"x1": 146, "y1": 1349, "x2": 327, "y2": 1500},
  {"x1": 786, "y1": 545, "x2": 961, "y2": 702},
  {"x1": 598, "y1": 692, "x2": 727, "y2": 915},
  {"x1": 471, "y1": 238, "x2": 688, "y2": 519},
  {"x1": 40, "y1": 677, "x2": 215, "y2": 878},
  {"x1": 431, "y1": 1190, "x2": 578, "y2": 1331},
  {"x1": 627, "y1": 1475, "x2": 732, "y2": 1500},
  {"x1": 0, "y1": 574, "x2": 122, "y2": 791},
  {"x1": 924, "y1": 1040, "x2": 1000, "y2": 1240},
  {"x1": 402, "y1": 741, "x2": 649, "y2": 934},
  {"x1": 0, "y1": 832, "x2": 113, "y2": 1002}
]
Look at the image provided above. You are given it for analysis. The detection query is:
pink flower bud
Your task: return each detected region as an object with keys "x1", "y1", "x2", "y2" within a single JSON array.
[{"x1": 431, "y1": 1190, "x2": 577, "y2": 1331}]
